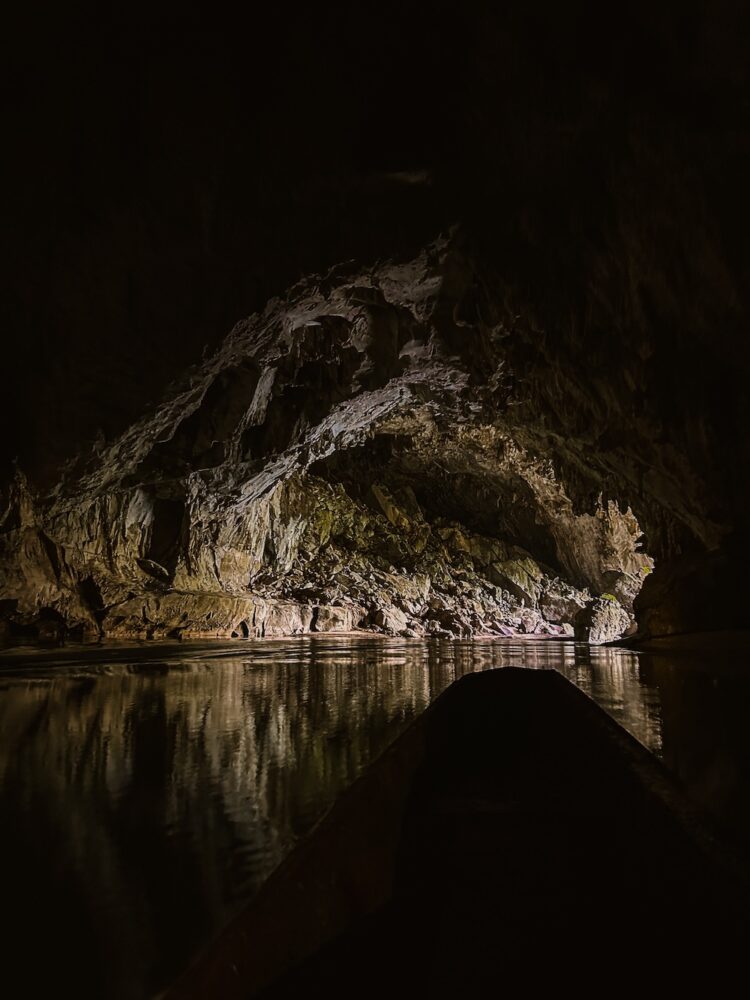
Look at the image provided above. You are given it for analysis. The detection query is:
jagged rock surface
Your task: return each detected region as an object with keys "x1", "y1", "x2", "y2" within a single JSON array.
[
  {"x1": 574, "y1": 598, "x2": 634, "y2": 646},
  {"x1": 1, "y1": 234, "x2": 694, "y2": 645}
]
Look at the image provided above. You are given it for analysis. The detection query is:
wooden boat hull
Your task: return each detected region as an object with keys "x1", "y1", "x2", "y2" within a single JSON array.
[{"x1": 166, "y1": 668, "x2": 749, "y2": 997}]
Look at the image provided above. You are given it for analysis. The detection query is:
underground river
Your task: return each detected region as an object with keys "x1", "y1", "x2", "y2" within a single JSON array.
[{"x1": 1, "y1": 635, "x2": 749, "y2": 998}]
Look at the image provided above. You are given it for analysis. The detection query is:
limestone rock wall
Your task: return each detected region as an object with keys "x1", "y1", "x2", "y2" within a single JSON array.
[{"x1": 6, "y1": 234, "x2": 724, "y2": 645}]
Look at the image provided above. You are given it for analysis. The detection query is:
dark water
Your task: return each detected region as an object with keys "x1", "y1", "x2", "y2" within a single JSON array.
[{"x1": 1, "y1": 635, "x2": 749, "y2": 998}]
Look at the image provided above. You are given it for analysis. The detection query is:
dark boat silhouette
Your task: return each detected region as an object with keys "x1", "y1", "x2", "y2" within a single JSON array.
[{"x1": 165, "y1": 668, "x2": 749, "y2": 997}]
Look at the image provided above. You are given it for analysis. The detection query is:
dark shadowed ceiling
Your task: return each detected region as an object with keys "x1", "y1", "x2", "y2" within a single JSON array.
[{"x1": 3, "y1": 1, "x2": 749, "y2": 486}]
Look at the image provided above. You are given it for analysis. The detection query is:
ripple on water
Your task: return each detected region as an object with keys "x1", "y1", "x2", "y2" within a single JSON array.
[{"x1": 0, "y1": 635, "x2": 748, "y2": 999}]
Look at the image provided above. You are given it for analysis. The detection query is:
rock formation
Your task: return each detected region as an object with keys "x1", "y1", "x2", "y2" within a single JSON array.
[
  {"x1": 5, "y1": 5, "x2": 748, "y2": 644},
  {"x1": 1, "y1": 235, "x2": 667, "y2": 643}
]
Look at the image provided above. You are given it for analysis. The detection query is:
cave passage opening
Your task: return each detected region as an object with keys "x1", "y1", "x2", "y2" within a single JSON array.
[{"x1": 306, "y1": 435, "x2": 654, "y2": 643}]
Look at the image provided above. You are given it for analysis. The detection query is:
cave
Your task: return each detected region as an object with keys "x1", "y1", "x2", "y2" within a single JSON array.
[
  {"x1": 234, "y1": 620, "x2": 250, "y2": 639},
  {"x1": 3, "y1": 4, "x2": 748, "y2": 647},
  {"x1": 1, "y1": 4, "x2": 749, "y2": 998},
  {"x1": 144, "y1": 496, "x2": 186, "y2": 580}
]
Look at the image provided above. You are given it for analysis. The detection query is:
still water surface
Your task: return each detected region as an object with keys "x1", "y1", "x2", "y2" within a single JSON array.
[{"x1": 1, "y1": 636, "x2": 749, "y2": 998}]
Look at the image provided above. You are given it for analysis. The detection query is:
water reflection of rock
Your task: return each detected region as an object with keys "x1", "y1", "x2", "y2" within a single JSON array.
[{"x1": 0, "y1": 637, "x2": 663, "y2": 998}]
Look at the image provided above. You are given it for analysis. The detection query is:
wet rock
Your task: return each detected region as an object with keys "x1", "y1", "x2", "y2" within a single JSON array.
[
  {"x1": 574, "y1": 598, "x2": 632, "y2": 645},
  {"x1": 489, "y1": 557, "x2": 544, "y2": 606},
  {"x1": 429, "y1": 607, "x2": 472, "y2": 637},
  {"x1": 518, "y1": 608, "x2": 544, "y2": 634},
  {"x1": 262, "y1": 603, "x2": 315, "y2": 637},
  {"x1": 540, "y1": 579, "x2": 588, "y2": 624},
  {"x1": 372, "y1": 606, "x2": 409, "y2": 635},
  {"x1": 313, "y1": 605, "x2": 361, "y2": 632},
  {"x1": 425, "y1": 620, "x2": 455, "y2": 639}
]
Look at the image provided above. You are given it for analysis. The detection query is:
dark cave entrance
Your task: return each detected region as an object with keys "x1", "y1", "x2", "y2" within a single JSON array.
[
  {"x1": 308, "y1": 436, "x2": 654, "y2": 639},
  {"x1": 146, "y1": 497, "x2": 186, "y2": 578}
]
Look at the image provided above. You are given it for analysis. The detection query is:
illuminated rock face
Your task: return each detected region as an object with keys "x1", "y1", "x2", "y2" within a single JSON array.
[
  {"x1": 0, "y1": 236, "x2": 671, "y2": 642},
  {"x1": 4, "y1": 5, "x2": 748, "y2": 644}
]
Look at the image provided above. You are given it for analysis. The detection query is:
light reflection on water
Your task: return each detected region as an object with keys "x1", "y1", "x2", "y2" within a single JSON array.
[{"x1": 0, "y1": 636, "x2": 747, "y2": 998}]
